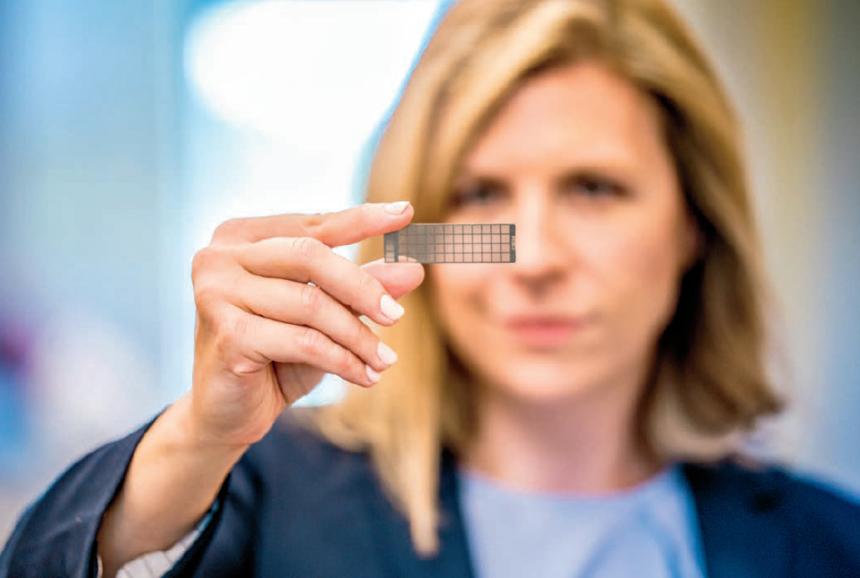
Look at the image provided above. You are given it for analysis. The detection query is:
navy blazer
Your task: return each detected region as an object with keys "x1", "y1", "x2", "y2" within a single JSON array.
[{"x1": 2, "y1": 410, "x2": 860, "y2": 578}]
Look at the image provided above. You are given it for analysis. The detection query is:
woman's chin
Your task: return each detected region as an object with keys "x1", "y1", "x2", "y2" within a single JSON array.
[{"x1": 478, "y1": 361, "x2": 607, "y2": 406}]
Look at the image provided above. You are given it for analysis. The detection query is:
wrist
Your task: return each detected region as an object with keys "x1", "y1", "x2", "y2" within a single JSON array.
[{"x1": 168, "y1": 392, "x2": 251, "y2": 463}]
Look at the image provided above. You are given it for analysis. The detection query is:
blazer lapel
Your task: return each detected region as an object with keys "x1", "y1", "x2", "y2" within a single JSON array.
[
  {"x1": 361, "y1": 448, "x2": 475, "y2": 578},
  {"x1": 683, "y1": 461, "x2": 792, "y2": 578}
]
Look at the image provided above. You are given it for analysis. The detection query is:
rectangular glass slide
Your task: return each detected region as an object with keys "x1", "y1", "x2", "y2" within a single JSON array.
[{"x1": 384, "y1": 223, "x2": 516, "y2": 264}]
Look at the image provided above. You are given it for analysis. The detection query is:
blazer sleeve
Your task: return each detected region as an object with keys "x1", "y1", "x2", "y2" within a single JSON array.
[{"x1": 0, "y1": 409, "x2": 242, "y2": 578}]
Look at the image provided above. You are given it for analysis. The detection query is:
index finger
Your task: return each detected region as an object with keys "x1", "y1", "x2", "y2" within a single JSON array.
[{"x1": 214, "y1": 202, "x2": 414, "y2": 246}]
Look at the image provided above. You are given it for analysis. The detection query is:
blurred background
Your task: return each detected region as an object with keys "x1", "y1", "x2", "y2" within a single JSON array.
[{"x1": 0, "y1": 0, "x2": 858, "y2": 542}]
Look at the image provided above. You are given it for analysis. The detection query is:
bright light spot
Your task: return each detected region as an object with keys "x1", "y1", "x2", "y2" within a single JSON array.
[{"x1": 185, "y1": 0, "x2": 440, "y2": 152}]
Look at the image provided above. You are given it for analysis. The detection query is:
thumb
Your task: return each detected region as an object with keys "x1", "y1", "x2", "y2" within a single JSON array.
[{"x1": 361, "y1": 258, "x2": 425, "y2": 300}]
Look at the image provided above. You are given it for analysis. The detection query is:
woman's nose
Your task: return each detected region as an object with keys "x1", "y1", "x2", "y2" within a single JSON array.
[{"x1": 509, "y1": 196, "x2": 568, "y2": 285}]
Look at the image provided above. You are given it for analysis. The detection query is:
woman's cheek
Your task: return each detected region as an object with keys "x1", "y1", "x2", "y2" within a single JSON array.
[
  {"x1": 575, "y1": 221, "x2": 646, "y2": 330},
  {"x1": 429, "y1": 266, "x2": 484, "y2": 337},
  {"x1": 612, "y1": 222, "x2": 683, "y2": 339}
]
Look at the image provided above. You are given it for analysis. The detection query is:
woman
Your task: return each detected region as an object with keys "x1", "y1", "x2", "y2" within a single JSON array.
[{"x1": 3, "y1": 0, "x2": 859, "y2": 576}]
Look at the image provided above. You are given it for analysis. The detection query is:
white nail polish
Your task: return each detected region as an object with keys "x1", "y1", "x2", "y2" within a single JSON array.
[
  {"x1": 366, "y1": 365, "x2": 381, "y2": 384},
  {"x1": 380, "y1": 294, "x2": 405, "y2": 321},
  {"x1": 384, "y1": 201, "x2": 410, "y2": 214},
  {"x1": 377, "y1": 341, "x2": 398, "y2": 366}
]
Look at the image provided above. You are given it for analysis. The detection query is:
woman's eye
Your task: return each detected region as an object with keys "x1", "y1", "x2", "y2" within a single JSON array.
[
  {"x1": 450, "y1": 184, "x2": 503, "y2": 207},
  {"x1": 564, "y1": 174, "x2": 626, "y2": 198}
]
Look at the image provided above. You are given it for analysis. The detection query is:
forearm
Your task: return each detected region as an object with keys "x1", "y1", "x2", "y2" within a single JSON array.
[{"x1": 96, "y1": 393, "x2": 249, "y2": 577}]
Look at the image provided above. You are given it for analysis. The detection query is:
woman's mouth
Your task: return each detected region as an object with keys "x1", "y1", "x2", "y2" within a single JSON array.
[{"x1": 503, "y1": 315, "x2": 592, "y2": 348}]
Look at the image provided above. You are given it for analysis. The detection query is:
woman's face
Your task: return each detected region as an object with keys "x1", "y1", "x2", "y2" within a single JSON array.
[{"x1": 429, "y1": 62, "x2": 700, "y2": 407}]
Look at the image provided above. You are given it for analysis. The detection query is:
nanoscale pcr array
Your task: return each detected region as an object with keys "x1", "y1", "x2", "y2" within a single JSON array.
[{"x1": 384, "y1": 223, "x2": 516, "y2": 264}]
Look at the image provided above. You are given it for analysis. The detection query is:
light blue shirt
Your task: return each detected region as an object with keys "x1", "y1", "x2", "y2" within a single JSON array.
[{"x1": 458, "y1": 464, "x2": 707, "y2": 578}]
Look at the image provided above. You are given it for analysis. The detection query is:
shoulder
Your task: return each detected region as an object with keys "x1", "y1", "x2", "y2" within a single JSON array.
[
  {"x1": 684, "y1": 458, "x2": 860, "y2": 571},
  {"x1": 236, "y1": 408, "x2": 374, "y2": 490},
  {"x1": 685, "y1": 458, "x2": 860, "y2": 520},
  {"x1": 253, "y1": 407, "x2": 364, "y2": 459},
  {"x1": 771, "y1": 464, "x2": 860, "y2": 520}
]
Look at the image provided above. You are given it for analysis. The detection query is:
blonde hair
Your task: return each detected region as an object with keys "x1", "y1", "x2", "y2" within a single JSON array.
[{"x1": 313, "y1": 0, "x2": 783, "y2": 555}]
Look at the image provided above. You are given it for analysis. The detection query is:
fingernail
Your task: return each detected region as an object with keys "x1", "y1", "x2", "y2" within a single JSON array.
[
  {"x1": 377, "y1": 341, "x2": 398, "y2": 366},
  {"x1": 384, "y1": 201, "x2": 410, "y2": 215},
  {"x1": 366, "y1": 365, "x2": 381, "y2": 384},
  {"x1": 380, "y1": 294, "x2": 405, "y2": 321}
]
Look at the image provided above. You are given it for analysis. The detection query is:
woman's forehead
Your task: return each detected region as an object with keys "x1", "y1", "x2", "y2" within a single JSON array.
[{"x1": 459, "y1": 62, "x2": 664, "y2": 175}]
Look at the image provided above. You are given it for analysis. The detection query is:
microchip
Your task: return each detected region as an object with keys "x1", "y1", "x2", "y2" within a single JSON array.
[{"x1": 384, "y1": 223, "x2": 516, "y2": 264}]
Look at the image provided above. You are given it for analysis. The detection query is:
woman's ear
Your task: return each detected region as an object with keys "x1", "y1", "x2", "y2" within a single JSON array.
[{"x1": 680, "y1": 209, "x2": 704, "y2": 272}]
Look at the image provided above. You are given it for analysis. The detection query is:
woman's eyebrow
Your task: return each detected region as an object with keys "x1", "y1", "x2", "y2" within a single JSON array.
[
  {"x1": 456, "y1": 158, "x2": 637, "y2": 184},
  {"x1": 452, "y1": 172, "x2": 507, "y2": 186},
  {"x1": 557, "y1": 161, "x2": 638, "y2": 179}
]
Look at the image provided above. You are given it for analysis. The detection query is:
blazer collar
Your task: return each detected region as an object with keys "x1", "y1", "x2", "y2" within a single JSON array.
[{"x1": 365, "y1": 454, "x2": 790, "y2": 578}]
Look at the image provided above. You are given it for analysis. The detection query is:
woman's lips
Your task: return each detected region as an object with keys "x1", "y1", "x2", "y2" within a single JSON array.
[{"x1": 504, "y1": 316, "x2": 592, "y2": 348}]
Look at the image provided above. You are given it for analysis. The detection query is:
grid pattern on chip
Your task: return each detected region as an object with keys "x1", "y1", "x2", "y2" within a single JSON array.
[{"x1": 384, "y1": 223, "x2": 516, "y2": 263}]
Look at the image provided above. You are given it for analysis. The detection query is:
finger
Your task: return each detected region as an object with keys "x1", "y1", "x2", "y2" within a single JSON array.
[
  {"x1": 232, "y1": 273, "x2": 398, "y2": 372},
  {"x1": 361, "y1": 258, "x2": 425, "y2": 300},
  {"x1": 236, "y1": 309, "x2": 381, "y2": 387},
  {"x1": 273, "y1": 362, "x2": 326, "y2": 404},
  {"x1": 211, "y1": 202, "x2": 414, "y2": 246},
  {"x1": 235, "y1": 237, "x2": 406, "y2": 326}
]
